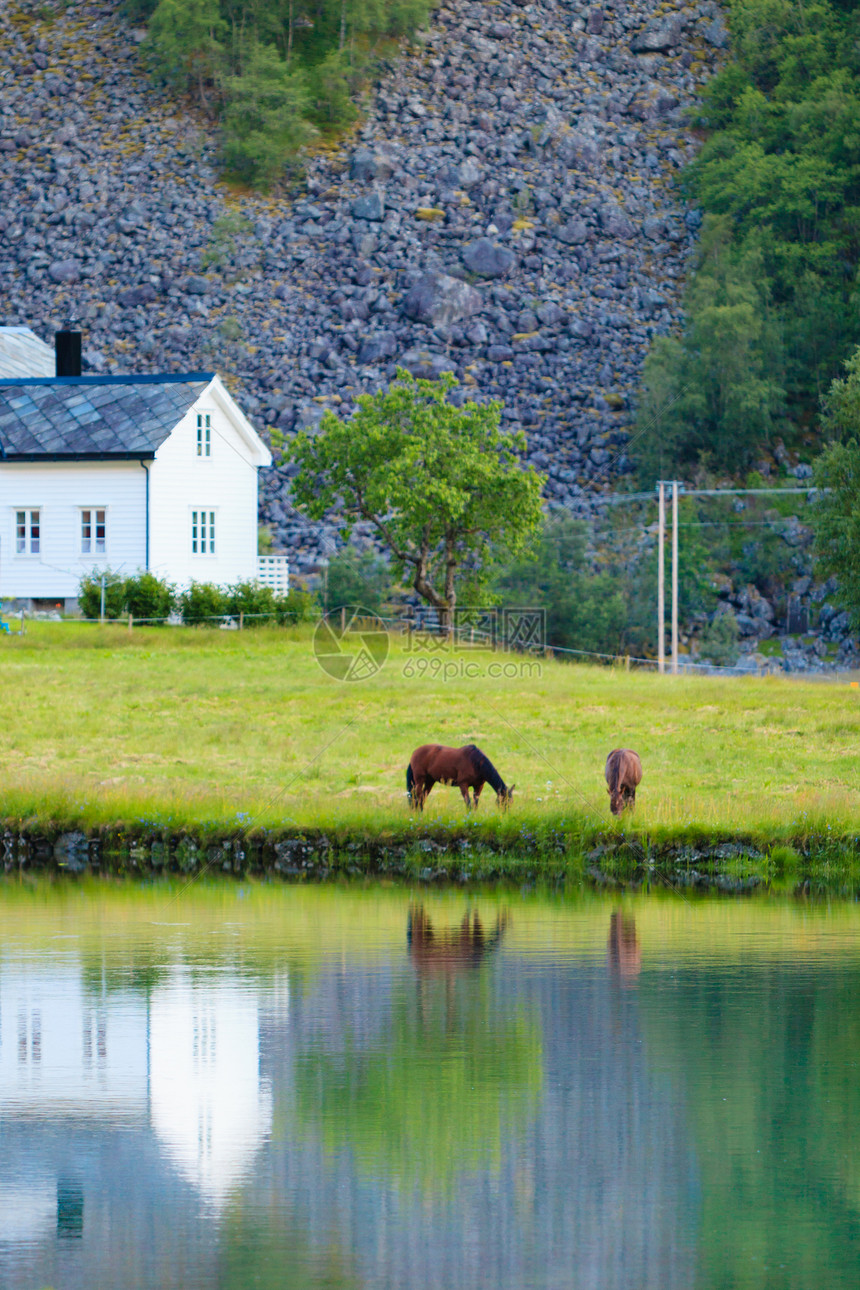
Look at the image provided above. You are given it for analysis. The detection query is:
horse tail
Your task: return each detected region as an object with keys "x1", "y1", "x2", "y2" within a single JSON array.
[
  {"x1": 406, "y1": 763, "x2": 415, "y2": 802},
  {"x1": 606, "y1": 751, "x2": 620, "y2": 795}
]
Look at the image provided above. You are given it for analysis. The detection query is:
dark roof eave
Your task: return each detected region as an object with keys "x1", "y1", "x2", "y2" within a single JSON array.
[
  {"x1": 0, "y1": 373, "x2": 215, "y2": 387},
  {"x1": 0, "y1": 451, "x2": 157, "y2": 462}
]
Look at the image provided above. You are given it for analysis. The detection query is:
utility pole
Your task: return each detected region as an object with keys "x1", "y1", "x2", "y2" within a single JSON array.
[
  {"x1": 671, "y1": 480, "x2": 679, "y2": 675},
  {"x1": 657, "y1": 481, "x2": 665, "y2": 674}
]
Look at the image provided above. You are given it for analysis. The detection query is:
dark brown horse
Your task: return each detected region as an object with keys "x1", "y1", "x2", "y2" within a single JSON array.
[
  {"x1": 406, "y1": 743, "x2": 514, "y2": 811},
  {"x1": 407, "y1": 905, "x2": 509, "y2": 977},
  {"x1": 605, "y1": 748, "x2": 642, "y2": 815}
]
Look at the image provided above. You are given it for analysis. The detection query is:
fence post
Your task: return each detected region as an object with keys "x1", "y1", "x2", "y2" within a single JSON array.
[
  {"x1": 671, "y1": 480, "x2": 679, "y2": 675},
  {"x1": 665, "y1": 482, "x2": 670, "y2": 675},
  {"x1": 239, "y1": 611, "x2": 244, "y2": 631},
  {"x1": 128, "y1": 613, "x2": 133, "y2": 634},
  {"x1": 625, "y1": 654, "x2": 630, "y2": 672},
  {"x1": 341, "y1": 605, "x2": 346, "y2": 633}
]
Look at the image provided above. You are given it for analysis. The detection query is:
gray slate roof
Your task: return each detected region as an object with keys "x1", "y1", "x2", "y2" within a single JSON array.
[
  {"x1": 0, "y1": 375, "x2": 214, "y2": 459},
  {"x1": 0, "y1": 327, "x2": 54, "y2": 378}
]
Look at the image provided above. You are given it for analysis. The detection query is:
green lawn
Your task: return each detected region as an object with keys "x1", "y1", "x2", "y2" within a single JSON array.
[{"x1": 0, "y1": 622, "x2": 857, "y2": 846}]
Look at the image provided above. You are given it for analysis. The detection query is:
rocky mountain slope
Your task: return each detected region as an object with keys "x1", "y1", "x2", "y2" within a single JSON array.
[{"x1": 0, "y1": 0, "x2": 724, "y2": 570}]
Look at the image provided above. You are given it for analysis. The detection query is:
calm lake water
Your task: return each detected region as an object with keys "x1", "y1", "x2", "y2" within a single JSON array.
[{"x1": 1, "y1": 880, "x2": 859, "y2": 1290}]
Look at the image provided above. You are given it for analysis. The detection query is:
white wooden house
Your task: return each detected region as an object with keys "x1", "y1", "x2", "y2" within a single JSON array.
[{"x1": 0, "y1": 370, "x2": 284, "y2": 610}]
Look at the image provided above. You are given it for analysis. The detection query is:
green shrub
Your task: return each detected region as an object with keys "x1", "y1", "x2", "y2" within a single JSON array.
[
  {"x1": 224, "y1": 579, "x2": 278, "y2": 621},
  {"x1": 124, "y1": 572, "x2": 176, "y2": 622},
  {"x1": 179, "y1": 582, "x2": 229, "y2": 625},
  {"x1": 78, "y1": 570, "x2": 126, "y2": 620},
  {"x1": 698, "y1": 608, "x2": 740, "y2": 667},
  {"x1": 274, "y1": 588, "x2": 320, "y2": 624}
]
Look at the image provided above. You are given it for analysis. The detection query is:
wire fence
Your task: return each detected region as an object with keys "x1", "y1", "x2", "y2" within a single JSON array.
[{"x1": 1, "y1": 603, "x2": 852, "y2": 679}]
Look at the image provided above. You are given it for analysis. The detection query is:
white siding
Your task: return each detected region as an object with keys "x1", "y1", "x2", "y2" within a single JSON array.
[
  {"x1": 148, "y1": 388, "x2": 261, "y2": 589},
  {"x1": 0, "y1": 461, "x2": 147, "y2": 600}
]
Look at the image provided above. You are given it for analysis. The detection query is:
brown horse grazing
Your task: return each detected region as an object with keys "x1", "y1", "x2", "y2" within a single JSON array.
[
  {"x1": 406, "y1": 743, "x2": 514, "y2": 811},
  {"x1": 407, "y1": 905, "x2": 509, "y2": 977},
  {"x1": 605, "y1": 748, "x2": 642, "y2": 816}
]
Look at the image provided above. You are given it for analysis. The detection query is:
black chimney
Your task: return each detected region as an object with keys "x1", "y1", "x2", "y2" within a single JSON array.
[{"x1": 55, "y1": 323, "x2": 82, "y2": 377}]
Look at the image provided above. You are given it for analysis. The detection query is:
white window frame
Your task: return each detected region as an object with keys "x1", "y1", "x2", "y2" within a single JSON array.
[
  {"x1": 196, "y1": 411, "x2": 212, "y2": 458},
  {"x1": 191, "y1": 509, "x2": 216, "y2": 556},
  {"x1": 15, "y1": 509, "x2": 41, "y2": 556},
  {"x1": 81, "y1": 507, "x2": 107, "y2": 557}
]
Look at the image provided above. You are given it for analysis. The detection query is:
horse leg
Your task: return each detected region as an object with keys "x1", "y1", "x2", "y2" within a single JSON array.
[
  {"x1": 459, "y1": 783, "x2": 473, "y2": 810},
  {"x1": 473, "y1": 783, "x2": 484, "y2": 810}
]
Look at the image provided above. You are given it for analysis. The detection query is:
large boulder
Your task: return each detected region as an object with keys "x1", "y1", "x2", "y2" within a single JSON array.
[
  {"x1": 117, "y1": 283, "x2": 158, "y2": 307},
  {"x1": 555, "y1": 219, "x2": 589, "y2": 245},
  {"x1": 349, "y1": 149, "x2": 395, "y2": 181},
  {"x1": 599, "y1": 206, "x2": 635, "y2": 238},
  {"x1": 48, "y1": 258, "x2": 80, "y2": 284},
  {"x1": 398, "y1": 348, "x2": 457, "y2": 379},
  {"x1": 350, "y1": 190, "x2": 385, "y2": 221},
  {"x1": 631, "y1": 19, "x2": 684, "y2": 53},
  {"x1": 401, "y1": 272, "x2": 482, "y2": 327},
  {"x1": 358, "y1": 331, "x2": 398, "y2": 365},
  {"x1": 462, "y1": 238, "x2": 516, "y2": 278}
]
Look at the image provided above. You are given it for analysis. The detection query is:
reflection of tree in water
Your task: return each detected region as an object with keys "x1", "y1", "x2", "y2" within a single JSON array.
[
  {"x1": 276, "y1": 906, "x2": 697, "y2": 1290},
  {"x1": 218, "y1": 1197, "x2": 359, "y2": 1290},
  {"x1": 291, "y1": 905, "x2": 540, "y2": 1193}
]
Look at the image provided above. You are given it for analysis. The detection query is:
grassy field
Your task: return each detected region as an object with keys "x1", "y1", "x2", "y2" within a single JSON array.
[{"x1": 0, "y1": 622, "x2": 857, "y2": 856}]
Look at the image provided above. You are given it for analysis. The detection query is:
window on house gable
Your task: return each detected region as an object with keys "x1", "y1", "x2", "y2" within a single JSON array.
[
  {"x1": 15, "y1": 510, "x2": 40, "y2": 555},
  {"x1": 191, "y1": 510, "x2": 216, "y2": 555},
  {"x1": 81, "y1": 509, "x2": 107, "y2": 555},
  {"x1": 196, "y1": 412, "x2": 212, "y2": 457}
]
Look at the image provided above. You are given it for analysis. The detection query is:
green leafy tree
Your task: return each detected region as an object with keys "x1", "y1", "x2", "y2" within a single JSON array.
[
  {"x1": 812, "y1": 438, "x2": 860, "y2": 627},
  {"x1": 810, "y1": 345, "x2": 860, "y2": 626},
  {"x1": 492, "y1": 516, "x2": 627, "y2": 656},
  {"x1": 636, "y1": 218, "x2": 786, "y2": 476},
  {"x1": 636, "y1": 0, "x2": 860, "y2": 475},
  {"x1": 137, "y1": 0, "x2": 433, "y2": 186},
  {"x1": 144, "y1": 0, "x2": 225, "y2": 107},
  {"x1": 289, "y1": 371, "x2": 544, "y2": 629},
  {"x1": 222, "y1": 40, "x2": 316, "y2": 188},
  {"x1": 324, "y1": 545, "x2": 391, "y2": 615}
]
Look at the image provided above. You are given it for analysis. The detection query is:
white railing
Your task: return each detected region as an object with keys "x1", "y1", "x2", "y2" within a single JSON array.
[{"x1": 257, "y1": 555, "x2": 290, "y2": 594}]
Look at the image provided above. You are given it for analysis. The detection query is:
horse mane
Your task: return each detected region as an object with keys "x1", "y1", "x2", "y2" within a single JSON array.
[{"x1": 467, "y1": 745, "x2": 505, "y2": 794}]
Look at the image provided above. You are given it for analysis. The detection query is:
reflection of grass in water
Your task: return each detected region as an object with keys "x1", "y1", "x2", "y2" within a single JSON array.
[
  {"x1": 0, "y1": 622, "x2": 859, "y2": 849},
  {"x1": 638, "y1": 964, "x2": 860, "y2": 1287},
  {"x1": 292, "y1": 986, "x2": 543, "y2": 1192}
]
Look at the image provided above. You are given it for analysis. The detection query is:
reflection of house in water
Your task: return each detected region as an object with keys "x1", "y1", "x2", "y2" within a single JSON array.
[
  {"x1": 0, "y1": 964, "x2": 149, "y2": 1120},
  {"x1": 149, "y1": 970, "x2": 273, "y2": 1207},
  {"x1": 0, "y1": 957, "x2": 275, "y2": 1283}
]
